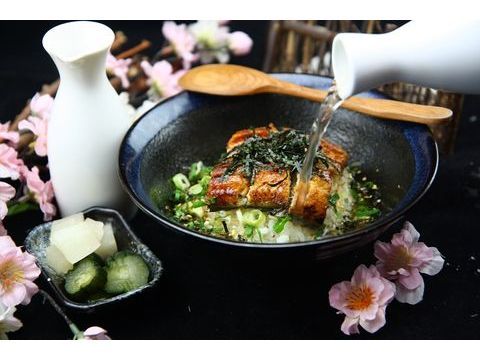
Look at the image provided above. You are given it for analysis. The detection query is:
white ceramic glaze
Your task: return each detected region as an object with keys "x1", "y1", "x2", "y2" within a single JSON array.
[
  {"x1": 332, "y1": 20, "x2": 480, "y2": 99},
  {"x1": 43, "y1": 21, "x2": 135, "y2": 217}
]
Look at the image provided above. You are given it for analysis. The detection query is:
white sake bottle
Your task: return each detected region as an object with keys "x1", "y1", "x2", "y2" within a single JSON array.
[
  {"x1": 43, "y1": 21, "x2": 135, "y2": 217},
  {"x1": 332, "y1": 20, "x2": 480, "y2": 99}
]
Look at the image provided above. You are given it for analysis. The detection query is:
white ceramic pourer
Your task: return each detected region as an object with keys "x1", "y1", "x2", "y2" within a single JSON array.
[
  {"x1": 332, "y1": 20, "x2": 480, "y2": 99},
  {"x1": 43, "y1": 21, "x2": 135, "y2": 217}
]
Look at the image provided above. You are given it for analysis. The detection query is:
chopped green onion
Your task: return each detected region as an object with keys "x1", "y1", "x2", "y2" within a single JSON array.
[
  {"x1": 257, "y1": 229, "x2": 263, "y2": 242},
  {"x1": 328, "y1": 193, "x2": 340, "y2": 207},
  {"x1": 244, "y1": 224, "x2": 255, "y2": 238},
  {"x1": 173, "y1": 189, "x2": 186, "y2": 203},
  {"x1": 314, "y1": 225, "x2": 326, "y2": 239},
  {"x1": 354, "y1": 205, "x2": 380, "y2": 220},
  {"x1": 188, "y1": 183, "x2": 203, "y2": 195},
  {"x1": 199, "y1": 175, "x2": 212, "y2": 188},
  {"x1": 189, "y1": 205, "x2": 204, "y2": 218},
  {"x1": 172, "y1": 173, "x2": 190, "y2": 190},
  {"x1": 350, "y1": 188, "x2": 359, "y2": 201},
  {"x1": 273, "y1": 215, "x2": 290, "y2": 234},
  {"x1": 212, "y1": 219, "x2": 225, "y2": 233},
  {"x1": 192, "y1": 200, "x2": 206, "y2": 208},
  {"x1": 188, "y1": 161, "x2": 203, "y2": 182},
  {"x1": 174, "y1": 204, "x2": 188, "y2": 219},
  {"x1": 242, "y1": 209, "x2": 266, "y2": 227},
  {"x1": 200, "y1": 166, "x2": 213, "y2": 178}
]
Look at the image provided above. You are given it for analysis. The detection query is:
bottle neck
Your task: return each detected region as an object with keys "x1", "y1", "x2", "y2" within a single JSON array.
[{"x1": 51, "y1": 50, "x2": 109, "y2": 88}]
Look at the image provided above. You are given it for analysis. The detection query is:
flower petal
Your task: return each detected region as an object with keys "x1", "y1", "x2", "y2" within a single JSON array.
[
  {"x1": 358, "y1": 302, "x2": 380, "y2": 321},
  {"x1": 0, "y1": 182, "x2": 15, "y2": 202},
  {"x1": 376, "y1": 278, "x2": 396, "y2": 306},
  {"x1": 228, "y1": 31, "x2": 253, "y2": 55},
  {"x1": 18, "y1": 118, "x2": 38, "y2": 135},
  {"x1": 395, "y1": 280, "x2": 425, "y2": 305},
  {"x1": 398, "y1": 267, "x2": 423, "y2": 290},
  {"x1": 351, "y1": 264, "x2": 371, "y2": 287},
  {"x1": 391, "y1": 231, "x2": 411, "y2": 247},
  {"x1": 340, "y1": 316, "x2": 360, "y2": 335},
  {"x1": 0, "y1": 201, "x2": 8, "y2": 220},
  {"x1": 20, "y1": 281, "x2": 38, "y2": 305},
  {"x1": 419, "y1": 247, "x2": 445, "y2": 276},
  {"x1": 408, "y1": 242, "x2": 434, "y2": 267},
  {"x1": 0, "y1": 131, "x2": 19, "y2": 145},
  {"x1": 403, "y1": 221, "x2": 420, "y2": 242},
  {"x1": 0, "y1": 305, "x2": 23, "y2": 335},
  {"x1": 0, "y1": 236, "x2": 16, "y2": 252},
  {"x1": 1, "y1": 283, "x2": 26, "y2": 307},
  {"x1": 359, "y1": 306, "x2": 387, "y2": 334},
  {"x1": 328, "y1": 281, "x2": 351, "y2": 311},
  {"x1": 374, "y1": 241, "x2": 392, "y2": 263}
]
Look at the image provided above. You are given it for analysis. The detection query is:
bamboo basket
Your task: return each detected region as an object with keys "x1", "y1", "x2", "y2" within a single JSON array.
[{"x1": 263, "y1": 20, "x2": 463, "y2": 154}]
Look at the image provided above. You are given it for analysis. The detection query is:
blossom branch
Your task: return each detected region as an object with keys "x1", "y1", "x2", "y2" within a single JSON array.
[
  {"x1": 39, "y1": 289, "x2": 83, "y2": 338},
  {"x1": 117, "y1": 39, "x2": 151, "y2": 59}
]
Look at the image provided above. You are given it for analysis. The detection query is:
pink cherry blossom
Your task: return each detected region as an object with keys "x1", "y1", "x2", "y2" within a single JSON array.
[
  {"x1": 228, "y1": 31, "x2": 253, "y2": 56},
  {"x1": 29, "y1": 93, "x2": 54, "y2": 121},
  {"x1": 0, "y1": 182, "x2": 15, "y2": 220},
  {"x1": 374, "y1": 222, "x2": 444, "y2": 305},
  {"x1": 23, "y1": 166, "x2": 56, "y2": 221},
  {"x1": 162, "y1": 21, "x2": 198, "y2": 69},
  {"x1": 329, "y1": 264, "x2": 395, "y2": 335},
  {"x1": 0, "y1": 236, "x2": 40, "y2": 307},
  {"x1": 83, "y1": 326, "x2": 111, "y2": 340},
  {"x1": 0, "y1": 144, "x2": 23, "y2": 180},
  {"x1": 141, "y1": 60, "x2": 185, "y2": 99},
  {"x1": 0, "y1": 122, "x2": 19, "y2": 146},
  {"x1": 0, "y1": 303, "x2": 22, "y2": 339},
  {"x1": 106, "y1": 53, "x2": 132, "y2": 89},
  {"x1": 189, "y1": 21, "x2": 231, "y2": 63},
  {"x1": 18, "y1": 116, "x2": 48, "y2": 157}
]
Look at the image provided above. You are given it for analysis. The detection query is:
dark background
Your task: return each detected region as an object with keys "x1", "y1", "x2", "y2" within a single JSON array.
[{"x1": 2, "y1": 21, "x2": 480, "y2": 339}]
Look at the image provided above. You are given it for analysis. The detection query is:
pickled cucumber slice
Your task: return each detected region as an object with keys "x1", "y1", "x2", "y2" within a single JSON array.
[
  {"x1": 104, "y1": 251, "x2": 150, "y2": 294},
  {"x1": 64, "y1": 254, "x2": 106, "y2": 300}
]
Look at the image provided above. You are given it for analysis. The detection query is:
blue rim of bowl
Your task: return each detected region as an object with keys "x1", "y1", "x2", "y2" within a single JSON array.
[{"x1": 118, "y1": 73, "x2": 439, "y2": 249}]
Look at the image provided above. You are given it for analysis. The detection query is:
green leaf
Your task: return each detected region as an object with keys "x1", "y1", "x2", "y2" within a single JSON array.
[
  {"x1": 273, "y1": 215, "x2": 291, "y2": 234},
  {"x1": 7, "y1": 202, "x2": 39, "y2": 217}
]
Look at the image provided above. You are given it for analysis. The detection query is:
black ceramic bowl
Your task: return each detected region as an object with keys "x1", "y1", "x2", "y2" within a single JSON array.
[{"x1": 119, "y1": 74, "x2": 438, "y2": 260}]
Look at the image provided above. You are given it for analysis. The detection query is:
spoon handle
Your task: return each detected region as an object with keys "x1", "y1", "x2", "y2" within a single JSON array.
[
  {"x1": 264, "y1": 80, "x2": 452, "y2": 126},
  {"x1": 343, "y1": 97, "x2": 452, "y2": 125}
]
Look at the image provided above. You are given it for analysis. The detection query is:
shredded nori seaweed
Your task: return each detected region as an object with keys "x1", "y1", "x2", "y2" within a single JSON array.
[{"x1": 221, "y1": 129, "x2": 332, "y2": 181}]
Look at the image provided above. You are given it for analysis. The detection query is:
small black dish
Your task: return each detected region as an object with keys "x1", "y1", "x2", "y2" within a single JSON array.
[{"x1": 24, "y1": 207, "x2": 163, "y2": 311}]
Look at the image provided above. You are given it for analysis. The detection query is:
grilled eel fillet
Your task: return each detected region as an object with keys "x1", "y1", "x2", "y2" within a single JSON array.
[{"x1": 206, "y1": 125, "x2": 348, "y2": 221}]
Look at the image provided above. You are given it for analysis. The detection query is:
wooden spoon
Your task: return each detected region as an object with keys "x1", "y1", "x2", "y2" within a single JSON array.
[{"x1": 179, "y1": 64, "x2": 452, "y2": 125}]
